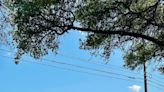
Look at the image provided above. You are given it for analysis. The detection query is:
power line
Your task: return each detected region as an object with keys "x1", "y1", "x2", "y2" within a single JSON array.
[
  {"x1": 41, "y1": 57, "x2": 143, "y2": 80},
  {"x1": 21, "y1": 59, "x2": 164, "y2": 91},
  {"x1": 2, "y1": 54, "x2": 164, "y2": 91},
  {"x1": 42, "y1": 50, "x2": 164, "y2": 85},
  {"x1": 1, "y1": 48, "x2": 164, "y2": 90},
  {"x1": 148, "y1": 80, "x2": 164, "y2": 91},
  {"x1": 57, "y1": 52, "x2": 144, "y2": 75},
  {"x1": 58, "y1": 52, "x2": 128, "y2": 69},
  {"x1": 148, "y1": 72, "x2": 164, "y2": 80},
  {"x1": 147, "y1": 75, "x2": 164, "y2": 87},
  {"x1": 0, "y1": 48, "x2": 138, "y2": 74},
  {"x1": 0, "y1": 50, "x2": 143, "y2": 81},
  {"x1": 148, "y1": 79, "x2": 164, "y2": 88},
  {"x1": 20, "y1": 54, "x2": 164, "y2": 90},
  {"x1": 0, "y1": 54, "x2": 143, "y2": 83},
  {"x1": 0, "y1": 49, "x2": 143, "y2": 79},
  {"x1": 26, "y1": 61, "x2": 142, "y2": 83}
]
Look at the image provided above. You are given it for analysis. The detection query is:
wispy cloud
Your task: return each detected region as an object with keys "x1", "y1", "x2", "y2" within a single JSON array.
[{"x1": 128, "y1": 85, "x2": 141, "y2": 92}]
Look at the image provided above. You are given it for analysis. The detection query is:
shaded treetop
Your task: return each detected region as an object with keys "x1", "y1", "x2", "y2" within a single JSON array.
[{"x1": 3, "y1": 0, "x2": 164, "y2": 72}]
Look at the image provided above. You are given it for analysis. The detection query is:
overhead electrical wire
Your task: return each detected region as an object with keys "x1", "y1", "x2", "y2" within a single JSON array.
[
  {"x1": 148, "y1": 79, "x2": 164, "y2": 88},
  {"x1": 58, "y1": 53, "x2": 164, "y2": 89},
  {"x1": 1, "y1": 48, "x2": 164, "y2": 90},
  {"x1": 148, "y1": 80, "x2": 164, "y2": 90},
  {"x1": 1, "y1": 54, "x2": 164, "y2": 91},
  {"x1": 57, "y1": 52, "x2": 144, "y2": 75},
  {"x1": 0, "y1": 48, "x2": 144, "y2": 78},
  {"x1": 0, "y1": 48, "x2": 143, "y2": 80},
  {"x1": 0, "y1": 54, "x2": 143, "y2": 83},
  {"x1": 40, "y1": 57, "x2": 143, "y2": 80}
]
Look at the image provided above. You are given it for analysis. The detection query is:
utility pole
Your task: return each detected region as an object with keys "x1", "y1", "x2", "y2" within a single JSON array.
[{"x1": 144, "y1": 62, "x2": 148, "y2": 92}]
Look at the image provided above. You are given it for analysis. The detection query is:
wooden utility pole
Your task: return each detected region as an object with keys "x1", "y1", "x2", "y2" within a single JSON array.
[{"x1": 144, "y1": 62, "x2": 148, "y2": 92}]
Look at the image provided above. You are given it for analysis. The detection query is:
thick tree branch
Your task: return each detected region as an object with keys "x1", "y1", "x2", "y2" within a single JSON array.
[
  {"x1": 28, "y1": 22, "x2": 164, "y2": 47},
  {"x1": 69, "y1": 26, "x2": 164, "y2": 47}
]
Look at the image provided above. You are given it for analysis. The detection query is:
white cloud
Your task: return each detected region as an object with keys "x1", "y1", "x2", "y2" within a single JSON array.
[{"x1": 128, "y1": 85, "x2": 141, "y2": 92}]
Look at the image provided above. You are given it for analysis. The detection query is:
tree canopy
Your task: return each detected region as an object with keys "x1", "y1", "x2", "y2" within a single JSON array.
[
  {"x1": 2, "y1": 0, "x2": 164, "y2": 72},
  {"x1": 0, "y1": 0, "x2": 11, "y2": 46}
]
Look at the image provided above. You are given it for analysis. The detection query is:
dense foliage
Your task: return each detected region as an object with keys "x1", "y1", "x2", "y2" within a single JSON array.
[{"x1": 3, "y1": 0, "x2": 164, "y2": 72}]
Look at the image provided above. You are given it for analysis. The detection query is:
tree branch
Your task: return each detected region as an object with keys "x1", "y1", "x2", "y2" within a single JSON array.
[{"x1": 69, "y1": 26, "x2": 164, "y2": 47}]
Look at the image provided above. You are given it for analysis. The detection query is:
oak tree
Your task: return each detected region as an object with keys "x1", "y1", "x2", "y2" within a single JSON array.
[{"x1": 4, "y1": 0, "x2": 164, "y2": 72}]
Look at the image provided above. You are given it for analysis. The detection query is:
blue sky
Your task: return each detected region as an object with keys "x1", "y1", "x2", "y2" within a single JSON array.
[{"x1": 0, "y1": 31, "x2": 164, "y2": 92}]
